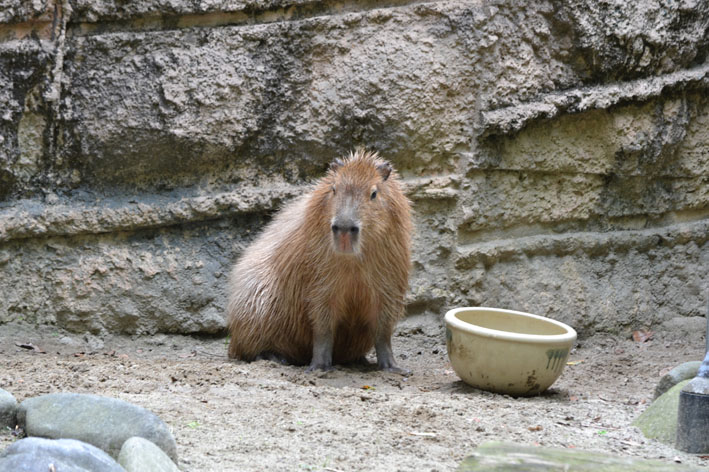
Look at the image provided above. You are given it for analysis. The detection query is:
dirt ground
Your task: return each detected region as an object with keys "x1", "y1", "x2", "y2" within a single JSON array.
[{"x1": 1, "y1": 315, "x2": 707, "y2": 472}]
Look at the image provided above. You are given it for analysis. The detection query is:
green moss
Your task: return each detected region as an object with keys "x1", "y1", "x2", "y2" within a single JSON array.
[{"x1": 633, "y1": 380, "x2": 691, "y2": 445}]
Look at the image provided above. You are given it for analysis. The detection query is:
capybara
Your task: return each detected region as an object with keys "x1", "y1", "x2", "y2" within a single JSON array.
[{"x1": 226, "y1": 149, "x2": 412, "y2": 372}]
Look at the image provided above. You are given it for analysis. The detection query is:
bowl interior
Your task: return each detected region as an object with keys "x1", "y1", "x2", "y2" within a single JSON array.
[{"x1": 451, "y1": 308, "x2": 571, "y2": 337}]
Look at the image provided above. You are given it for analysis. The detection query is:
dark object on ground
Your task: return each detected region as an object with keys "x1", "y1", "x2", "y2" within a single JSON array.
[{"x1": 676, "y1": 350, "x2": 709, "y2": 454}]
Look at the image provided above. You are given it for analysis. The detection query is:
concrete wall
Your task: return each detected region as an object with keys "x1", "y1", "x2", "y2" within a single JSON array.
[{"x1": 1, "y1": 0, "x2": 707, "y2": 337}]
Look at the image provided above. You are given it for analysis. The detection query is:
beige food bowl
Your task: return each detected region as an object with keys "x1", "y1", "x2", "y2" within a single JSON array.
[{"x1": 445, "y1": 307, "x2": 577, "y2": 396}]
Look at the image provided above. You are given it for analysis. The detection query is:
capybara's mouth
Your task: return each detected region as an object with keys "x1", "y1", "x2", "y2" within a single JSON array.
[{"x1": 333, "y1": 232, "x2": 358, "y2": 254}]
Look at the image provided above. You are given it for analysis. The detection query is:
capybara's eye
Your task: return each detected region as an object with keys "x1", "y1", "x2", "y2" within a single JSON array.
[
  {"x1": 332, "y1": 186, "x2": 336, "y2": 195},
  {"x1": 370, "y1": 190, "x2": 377, "y2": 200}
]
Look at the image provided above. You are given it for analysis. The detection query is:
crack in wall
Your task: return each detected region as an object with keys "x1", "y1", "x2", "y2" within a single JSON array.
[
  {"x1": 478, "y1": 61, "x2": 709, "y2": 139},
  {"x1": 0, "y1": 183, "x2": 302, "y2": 243},
  {"x1": 0, "y1": 0, "x2": 438, "y2": 41},
  {"x1": 455, "y1": 217, "x2": 709, "y2": 268},
  {"x1": 43, "y1": 0, "x2": 69, "y2": 171},
  {"x1": 457, "y1": 207, "x2": 709, "y2": 248}
]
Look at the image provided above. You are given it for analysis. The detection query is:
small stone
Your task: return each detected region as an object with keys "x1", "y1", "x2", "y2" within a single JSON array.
[
  {"x1": 83, "y1": 334, "x2": 105, "y2": 351},
  {"x1": 0, "y1": 437, "x2": 125, "y2": 472},
  {"x1": 58, "y1": 335, "x2": 81, "y2": 347},
  {"x1": 17, "y1": 393, "x2": 177, "y2": 461},
  {"x1": 118, "y1": 436, "x2": 180, "y2": 472},
  {"x1": 654, "y1": 361, "x2": 701, "y2": 399},
  {"x1": 0, "y1": 388, "x2": 17, "y2": 429}
]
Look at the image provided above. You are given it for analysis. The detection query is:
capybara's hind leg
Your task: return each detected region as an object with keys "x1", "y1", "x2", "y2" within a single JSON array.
[
  {"x1": 227, "y1": 334, "x2": 260, "y2": 362},
  {"x1": 254, "y1": 351, "x2": 291, "y2": 365},
  {"x1": 227, "y1": 336, "x2": 241, "y2": 360},
  {"x1": 350, "y1": 356, "x2": 373, "y2": 367}
]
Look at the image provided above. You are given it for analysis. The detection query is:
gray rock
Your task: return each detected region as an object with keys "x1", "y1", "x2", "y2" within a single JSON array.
[
  {"x1": 0, "y1": 388, "x2": 17, "y2": 430},
  {"x1": 655, "y1": 361, "x2": 702, "y2": 399},
  {"x1": 0, "y1": 437, "x2": 125, "y2": 472},
  {"x1": 17, "y1": 393, "x2": 177, "y2": 461},
  {"x1": 633, "y1": 380, "x2": 690, "y2": 445},
  {"x1": 118, "y1": 436, "x2": 180, "y2": 472}
]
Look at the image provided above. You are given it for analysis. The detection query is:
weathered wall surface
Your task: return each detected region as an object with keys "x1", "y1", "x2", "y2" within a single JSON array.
[{"x1": 1, "y1": 0, "x2": 707, "y2": 337}]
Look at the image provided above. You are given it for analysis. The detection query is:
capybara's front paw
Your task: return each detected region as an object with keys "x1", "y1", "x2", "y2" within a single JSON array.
[
  {"x1": 306, "y1": 362, "x2": 334, "y2": 373},
  {"x1": 382, "y1": 365, "x2": 412, "y2": 376}
]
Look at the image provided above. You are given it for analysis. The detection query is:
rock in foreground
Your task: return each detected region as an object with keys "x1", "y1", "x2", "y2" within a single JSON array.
[
  {"x1": 654, "y1": 362, "x2": 701, "y2": 399},
  {"x1": 118, "y1": 436, "x2": 180, "y2": 472},
  {"x1": 633, "y1": 380, "x2": 690, "y2": 446},
  {"x1": 0, "y1": 437, "x2": 125, "y2": 472},
  {"x1": 17, "y1": 393, "x2": 177, "y2": 461},
  {"x1": 458, "y1": 442, "x2": 704, "y2": 471}
]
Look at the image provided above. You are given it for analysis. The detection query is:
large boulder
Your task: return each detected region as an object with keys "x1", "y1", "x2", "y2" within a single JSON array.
[{"x1": 17, "y1": 393, "x2": 177, "y2": 461}]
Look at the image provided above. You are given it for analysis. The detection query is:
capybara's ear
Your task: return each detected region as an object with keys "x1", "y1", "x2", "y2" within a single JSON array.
[
  {"x1": 329, "y1": 158, "x2": 345, "y2": 172},
  {"x1": 376, "y1": 161, "x2": 392, "y2": 181}
]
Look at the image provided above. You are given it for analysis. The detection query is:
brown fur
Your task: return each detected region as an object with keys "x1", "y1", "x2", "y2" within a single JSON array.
[{"x1": 226, "y1": 149, "x2": 412, "y2": 369}]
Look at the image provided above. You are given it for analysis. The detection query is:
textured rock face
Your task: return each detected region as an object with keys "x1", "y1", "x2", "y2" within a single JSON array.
[{"x1": 0, "y1": 0, "x2": 708, "y2": 336}]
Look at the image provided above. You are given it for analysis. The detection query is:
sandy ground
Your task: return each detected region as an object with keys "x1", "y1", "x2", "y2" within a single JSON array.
[{"x1": 1, "y1": 315, "x2": 707, "y2": 472}]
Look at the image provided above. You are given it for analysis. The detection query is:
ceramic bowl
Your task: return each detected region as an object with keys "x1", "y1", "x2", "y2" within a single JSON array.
[{"x1": 445, "y1": 307, "x2": 577, "y2": 396}]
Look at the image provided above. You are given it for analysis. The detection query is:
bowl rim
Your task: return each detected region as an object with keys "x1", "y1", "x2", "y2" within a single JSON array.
[{"x1": 445, "y1": 306, "x2": 577, "y2": 344}]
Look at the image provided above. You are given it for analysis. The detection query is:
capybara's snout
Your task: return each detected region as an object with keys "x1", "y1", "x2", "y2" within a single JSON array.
[
  {"x1": 331, "y1": 221, "x2": 359, "y2": 235},
  {"x1": 331, "y1": 217, "x2": 360, "y2": 254}
]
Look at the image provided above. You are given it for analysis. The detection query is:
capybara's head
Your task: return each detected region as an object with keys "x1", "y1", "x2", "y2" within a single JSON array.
[{"x1": 322, "y1": 149, "x2": 400, "y2": 256}]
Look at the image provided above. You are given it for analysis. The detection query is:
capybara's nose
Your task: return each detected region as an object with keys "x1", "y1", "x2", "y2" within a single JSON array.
[{"x1": 332, "y1": 223, "x2": 359, "y2": 235}]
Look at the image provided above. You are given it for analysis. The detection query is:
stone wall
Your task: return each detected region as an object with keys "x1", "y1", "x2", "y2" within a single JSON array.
[{"x1": 1, "y1": 0, "x2": 707, "y2": 337}]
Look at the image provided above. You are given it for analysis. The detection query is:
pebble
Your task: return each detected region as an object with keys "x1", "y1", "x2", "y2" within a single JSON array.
[{"x1": 0, "y1": 437, "x2": 126, "y2": 472}]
